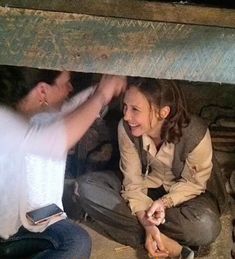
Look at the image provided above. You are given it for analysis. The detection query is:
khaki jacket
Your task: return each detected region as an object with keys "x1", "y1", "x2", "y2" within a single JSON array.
[{"x1": 118, "y1": 118, "x2": 213, "y2": 214}]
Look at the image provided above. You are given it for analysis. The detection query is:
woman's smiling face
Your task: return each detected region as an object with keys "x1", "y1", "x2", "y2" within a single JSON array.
[{"x1": 123, "y1": 85, "x2": 160, "y2": 137}]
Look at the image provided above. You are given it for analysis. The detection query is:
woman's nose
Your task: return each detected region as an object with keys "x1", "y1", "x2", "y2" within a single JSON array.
[{"x1": 123, "y1": 110, "x2": 130, "y2": 121}]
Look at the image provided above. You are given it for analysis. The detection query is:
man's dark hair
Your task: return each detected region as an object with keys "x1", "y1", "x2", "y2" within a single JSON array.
[{"x1": 0, "y1": 65, "x2": 61, "y2": 108}]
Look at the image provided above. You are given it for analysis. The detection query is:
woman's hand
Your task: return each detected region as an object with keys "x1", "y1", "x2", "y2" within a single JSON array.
[
  {"x1": 136, "y1": 211, "x2": 168, "y2": 257},
  {"x1": 146, "y1": 199, "x2": 165, "y2": 226},
  {"x1": 145, "y1": 225, "x2": 169, "y2": 258}
]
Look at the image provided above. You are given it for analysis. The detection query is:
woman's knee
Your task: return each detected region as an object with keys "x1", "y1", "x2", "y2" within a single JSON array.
[
  {"x1": 163, "y1": 205, "x2": 221, "y2": 246},
  {"x1": 77, "y1": 172, "x2": 100, "y2": 200},
  {"x1": 77, "y1": 171, "x2": 121, "y2": 197},
  {"x1": 180, "y1": 211, "x2": 221, "y2": 246}
]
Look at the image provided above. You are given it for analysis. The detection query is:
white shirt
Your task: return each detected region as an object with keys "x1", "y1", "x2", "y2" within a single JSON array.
[{"x1": 0, "y1": 86, "x2": 95, "y2": 239}]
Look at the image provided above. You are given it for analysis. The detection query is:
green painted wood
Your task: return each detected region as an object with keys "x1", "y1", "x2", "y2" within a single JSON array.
[
  {"x1": 0, "y1": 7, "x2": 235, "y2": 84},
  {"x1": 1, "y1": 0, "x2": 235, "y2": 28}
]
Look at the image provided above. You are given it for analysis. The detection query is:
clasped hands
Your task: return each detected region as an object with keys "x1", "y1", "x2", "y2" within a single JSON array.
[
  {"x1": 146, "y1": 198, "x2": 166, "y2": 226},
  {"x1": 138, "y1": 199, "x2": 168, "y2": 258}
]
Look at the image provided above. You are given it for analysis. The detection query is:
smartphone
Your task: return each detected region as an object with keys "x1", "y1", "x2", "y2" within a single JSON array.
[{"x1": 26, "y1": 203, "x2": 64, "y2": 225}]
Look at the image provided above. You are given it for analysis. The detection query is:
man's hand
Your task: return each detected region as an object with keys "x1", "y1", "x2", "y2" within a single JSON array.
[{"x1": 96, "y1": 75, "x2": 127, "y2": 105}]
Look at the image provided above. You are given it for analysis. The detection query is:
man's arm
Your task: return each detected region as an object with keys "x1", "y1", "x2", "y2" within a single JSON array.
[{"x1": 64, "y1": 75, "x2": 126, "y2": 150}]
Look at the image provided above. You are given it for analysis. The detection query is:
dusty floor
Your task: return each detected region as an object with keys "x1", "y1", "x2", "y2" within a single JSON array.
[{"x1": 78, "y1": 207, "x2": 233, "y2": 259}]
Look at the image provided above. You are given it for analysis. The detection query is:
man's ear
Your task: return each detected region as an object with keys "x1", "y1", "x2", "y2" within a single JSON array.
[
  {"x1": 159, "y1": 106, "x2": 170, "y2": 119},
  {"x1": 35, "y1": 82, "x2": 49, "y2": 103}
]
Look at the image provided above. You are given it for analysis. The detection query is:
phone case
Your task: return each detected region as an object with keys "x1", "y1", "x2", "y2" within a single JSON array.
[{"x1": 26, "y1": 203, "x2": 63, "y2": 224}]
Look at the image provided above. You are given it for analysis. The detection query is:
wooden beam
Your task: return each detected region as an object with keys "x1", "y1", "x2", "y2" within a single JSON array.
[
  {"x1": 0, "y1": 6, "x2": 235, "y2": 84},
  {"x1": 1, "y1": 0, "x2": 235, "y2": 29}
]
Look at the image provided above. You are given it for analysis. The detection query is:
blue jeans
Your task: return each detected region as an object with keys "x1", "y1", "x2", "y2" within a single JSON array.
[{"x1": 0, "y1": 219, "x2": 91, "y2": 259}]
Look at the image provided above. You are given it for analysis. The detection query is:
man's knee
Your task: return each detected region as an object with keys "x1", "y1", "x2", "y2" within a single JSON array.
[
  {"x1": 65, "y1": 225, "x2": 91, "y2": 259},
  {"x1": 65, "y1": 223, "x2": 92, "y2": 253},
  {"x1": 73, "y1": 225, "x2": 91, "y2": 245}
]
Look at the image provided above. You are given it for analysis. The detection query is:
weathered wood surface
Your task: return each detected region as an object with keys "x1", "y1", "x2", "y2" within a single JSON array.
[
  {"x1": 0, "y1": 6, "x2": 235, "y2": 84},
  {"x1": 1, "y1": 0, "x2": 235, "y2": 28}
]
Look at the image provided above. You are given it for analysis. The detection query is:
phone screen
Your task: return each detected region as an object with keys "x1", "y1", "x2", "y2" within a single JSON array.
[{"x1": 26, "y1": 204, "x2": 63, "y2": 224}]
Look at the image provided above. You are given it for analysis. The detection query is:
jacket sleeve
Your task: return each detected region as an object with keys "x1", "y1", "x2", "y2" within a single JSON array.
[
  {"x1": 163, "y1": 129, "x2": 213, "y2": 206},
  {"x1": 118, "y1": 120, "x2": 153, "y2": 214}
]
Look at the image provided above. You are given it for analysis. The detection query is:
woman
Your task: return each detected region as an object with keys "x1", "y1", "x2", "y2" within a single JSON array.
[
  {"x1": 0, "y1": 65, "x2": 126, "y2": 259},
  {"x1": 78, "y1": 77, "x2": 227, "y2": 258}
]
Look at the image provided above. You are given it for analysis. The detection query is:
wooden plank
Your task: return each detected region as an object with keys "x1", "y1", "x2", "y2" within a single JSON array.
[
  {"x1": 1, "y1": 0, "x2": 235, "y2": 28},
  {"x1": 0, "y1": 6, "x2": 235, "y2": 84}
]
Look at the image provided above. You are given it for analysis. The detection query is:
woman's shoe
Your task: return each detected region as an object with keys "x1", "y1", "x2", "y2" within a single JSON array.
[{"x1": 180, "y1": 246, "x2": 194, "y2": 259}]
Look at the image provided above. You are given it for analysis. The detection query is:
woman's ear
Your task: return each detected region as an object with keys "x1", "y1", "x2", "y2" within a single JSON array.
[{"x1": 159, "y1": 106, "x2": 170, "y2": 119}]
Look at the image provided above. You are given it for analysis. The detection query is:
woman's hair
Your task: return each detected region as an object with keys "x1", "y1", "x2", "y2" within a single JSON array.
[
  {"x1": 0, "y1": 65, "x2": 61, "y2": 108},
  {"x1": 127, "y1": 77, "x2": 190, "y2": 143}
]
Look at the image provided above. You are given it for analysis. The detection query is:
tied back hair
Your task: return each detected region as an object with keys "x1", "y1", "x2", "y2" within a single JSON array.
[
  {"x1": 0, "y1": 65, "x2": 61, "y2": 108},
  {"x1": 127, "y1": 77, "x2": 190, "y2": 144}
]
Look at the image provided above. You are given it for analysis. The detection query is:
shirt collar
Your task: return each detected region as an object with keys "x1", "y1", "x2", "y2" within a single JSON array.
[{"x1": 142, "y1": 134, "x2": 157, "y2": 156}]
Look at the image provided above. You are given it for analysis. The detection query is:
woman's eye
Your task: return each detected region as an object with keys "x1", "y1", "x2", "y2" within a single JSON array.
[{"x1": 133, "y1": 107, "x2": 139, "y2": 112}]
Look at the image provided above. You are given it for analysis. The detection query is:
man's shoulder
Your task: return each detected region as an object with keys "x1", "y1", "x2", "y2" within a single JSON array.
[
  {"x1": 1, "y1": 106, "x2": 28, "y2": 130},
  {"x1": 0, "y1": 105, "x2": 28, "y2": 146}
]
